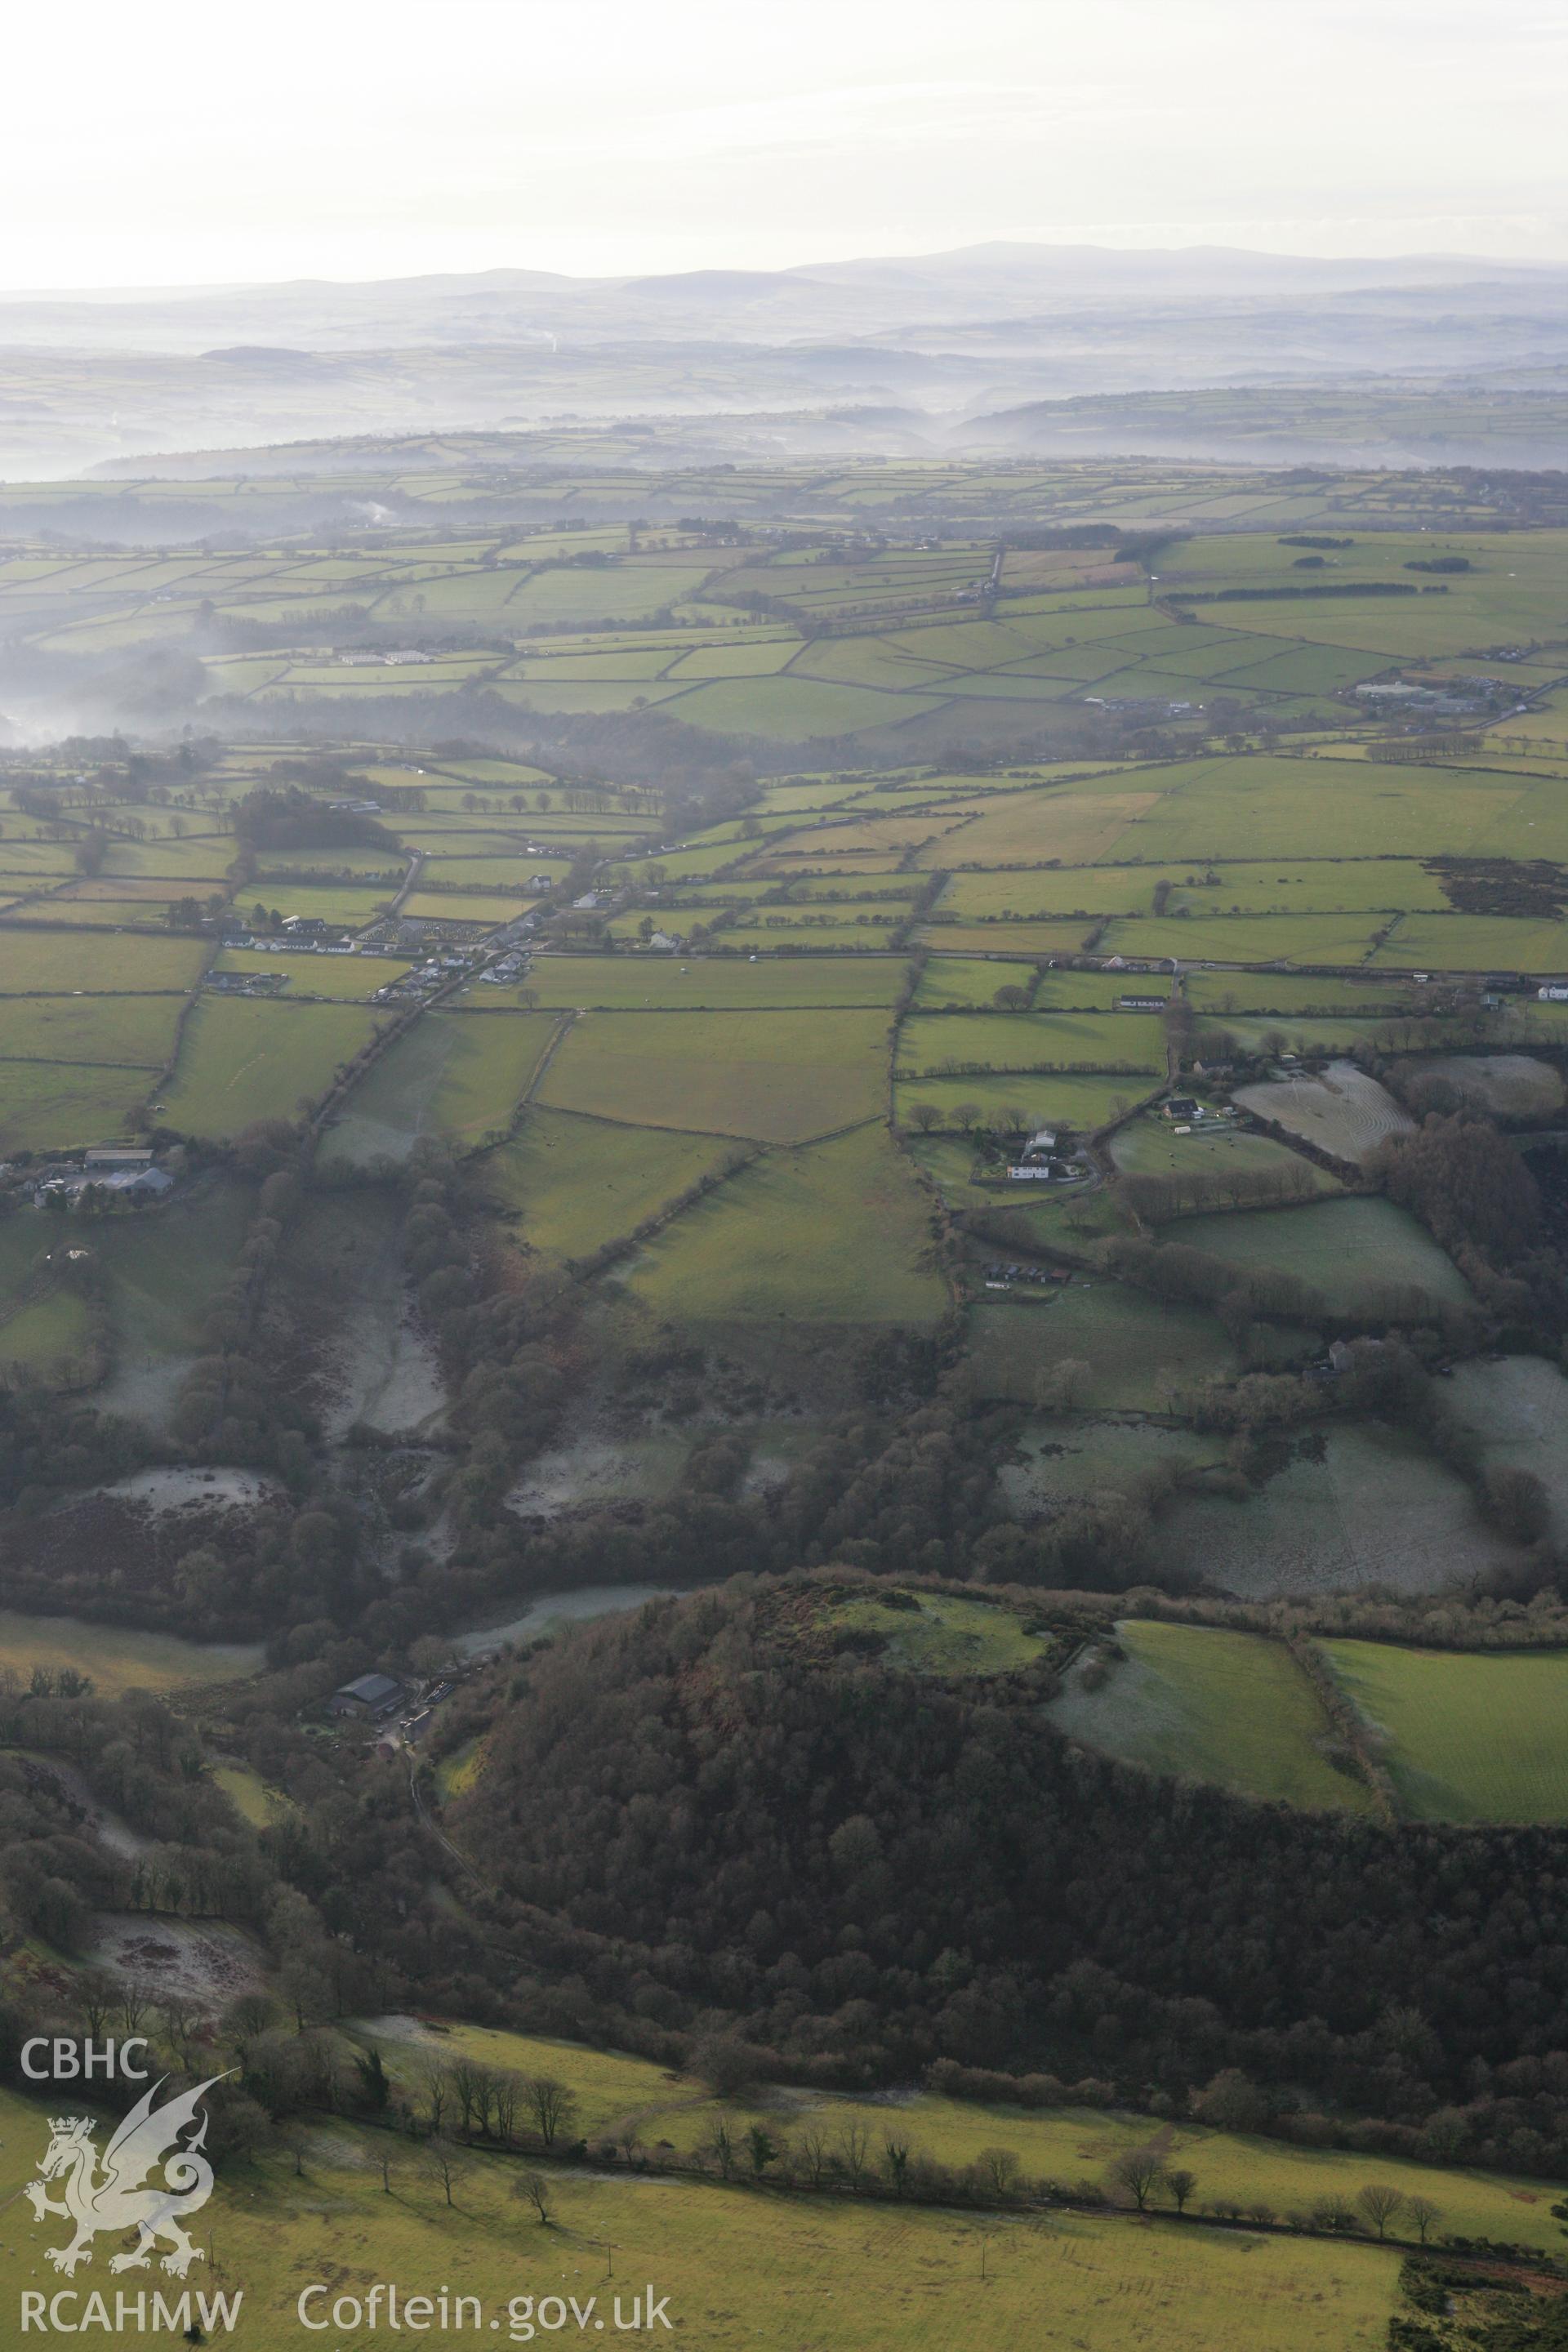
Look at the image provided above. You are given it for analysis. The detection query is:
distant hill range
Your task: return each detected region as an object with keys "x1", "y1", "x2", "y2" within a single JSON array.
[
  {"x1": 2, "y1": 242, "x2": 1566, "y2": 481},
  {"x1": 3, "y1": 241, "x2": 1562, "y2": 352}
]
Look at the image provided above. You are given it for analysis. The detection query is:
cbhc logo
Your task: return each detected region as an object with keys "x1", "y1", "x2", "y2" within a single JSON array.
[{"x1": 21, "y1": 2039, "x2": 150, "y2": 2082}]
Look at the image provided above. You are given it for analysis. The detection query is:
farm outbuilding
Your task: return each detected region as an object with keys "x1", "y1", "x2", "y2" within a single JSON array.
[{"x1": 330, "y1": 1673, "x2": 404, "y2": 1721}]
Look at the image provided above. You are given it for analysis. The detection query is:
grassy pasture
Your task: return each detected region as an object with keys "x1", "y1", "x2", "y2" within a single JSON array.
[
  {"x1": 1444, "y1": 1355, "x2": 1568, "y2": 1540},
  {"x1": 242, "y1": 880, "x2": 398, "y2": 928},
  {"x1": 1112, "y1": 755, "x2": 1523, "y2": 863},
  {"x1": 0, "y1": 1059, "x2": 154, "y2": 1151},
  {"x1": 505, "y1": 559, "x2": 717, "y2": 622},
  {"x1": 212, "y1": 1762, "x2": 292, "y2": 1825},
  {"x1": 915, "y1": 956, "x2": 1044, "y2": 1008},
  {"x1": 0, "y1": 1609, "x2": 259, "y2": 1695},
  {"x1": 1001, "y1": 1415, "x2": 1219, "y2": 1510},
  {"x1": 1374, "y1": 912, "x2": 1568, "y2": 973},
  {"x1": 537, "y1": 1008, "x2": 890, "y2": 1143},
  {"x1": 521, "y1": 956, "x2": 907, "y2": 1009},
  {"x1": 916, "y1": 919, "x2": 1098, "y2": 955},
  {"x1": 319, "y1": 1009, "x2": 558, "y2": 1164},
  {"x1": 1320, "y1": 1639, "x2": 1568, "y2": 1824},
  {"x1": 212, "y1": 948, "x2": 412, "y2": 999},
  {"x1": 1038, "y1": 969, "x2": 1172, "y2": 1010},
  {"x1": 898, "y1": 1071, "x2": 1153, "y2": 1132},
  {"x1": 1160, "y1": 1425, "x2": 1516, "y2": 1600},
  {"x1": 399, "y1": 889, "x2": 534, "y2": 925},
  {"x1": 1185, "y1": 969, "x2": 1418, "y2": 1017},
  {"x1": 1396, "y1": 1051, "x2": 1566, "y2": 1116},
  {"x1": 0, "y1": 929, "x2": 207, "y2": 992},
  {"x1": 1209, "y1": 1013, "x2": 1397, "y2": 1057},
  {"x1": 719, "y1": 920, "x2": 908, "y2": 948},
  {"x1": 1111, "y1": 1113, "x2": 1340, "y2": 1191},
  {"x1": 416, "y1": 853, "x2": 560, "y2": 889},
  {"x1": 899, "y1": 1009, "x2": 1165, "y2": 1075},
  {"x1": 787, "y1": 873, "x2": 924, "y2": 899},
  {"x1": 87, "y1": 1177, "x2": 255, "y2": 1381},
  {"x1": 0, "y1": 840, "x2": 78, "y2": 875},
  {"x1": 644, "y1": 838, "x2": 754, "y2": 880},
  {"x1": 252, "y1": 845, "x2": 409, "y2": 878},
  {"x1": 160, "y1": 999, "x2": 385, "y2": 1137},
  {"x1": 769, "y1": 810, "x2": 971, "y2": 860},
  {"x1": 366, "y1": 2009, "x2": 1568, "y2": 2258},
  {"x1": 100, "y1": 836, "x2": 237, "y2": 881},
  {"x1": 624, "y1": 1124, "x2": 945, "y2": 1325},
  {"x1": 822, "y1": 1588, "x2": 1055, "y2": 1676},
  {"x1": 1232, "y1": 1063, "x2": 1414, "y2": 1162},
  {"x1": 483, "y1": 1110, "x2": 737, "y2": 1264},
  {"x1": 906, "y1": 1134, "x2": 1040, "y2": 1213},
  {"x1": 0, "y1": 2078, "x2": 1404, "y2": 2352},
  {"x1": 1100, "y1": 913, "x2": 1382, "y2": 965},
  {"x1": 433, "y1": 1735, "x2": 488, "y2": 1802},
  {"x1": 1162, "y1": 859, "x2": 1451, "y2": 916},
  {"x1": 1163, "y1": 1196, "x2": 1469, "y2": 1312},
  {"x1": 970, "y1": 1283, "x2": 1238, "y2": 1411},
  {"x1": 0, "y1": 992, "x2": 183, "y2": 1064},
  {"x1": 4, "y1": 897, "x2": 186, "y2": 928},
  {"x1": 1171, "y1": 528, "x2": 1568, "y2": 656},
  {"x1": 918, "y1": 787, "x2": 1165, "y2": 866},
  {"x1": 1049, "y1": 1621, "x2": 1372, "y2": 1811},
  {"x1": 0, "y1": 1281, "x2": 95, "y2": 1386},
  {"x1": 938, "y1": 869, "x2": 1164, "y2": 920},
  {"x1": 672, "y1": 675, "x2": 946, "y2": 737}
]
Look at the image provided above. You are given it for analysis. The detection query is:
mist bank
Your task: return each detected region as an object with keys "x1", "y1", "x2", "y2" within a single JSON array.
[{"x1": 4, "y1": 238, "x2": 1568, "y2": 481}]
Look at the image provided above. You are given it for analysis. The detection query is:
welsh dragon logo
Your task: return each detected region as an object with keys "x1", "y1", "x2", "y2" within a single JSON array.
[{"x1": 24, "y1": 2074, "x2": 229, "y2": 2278}]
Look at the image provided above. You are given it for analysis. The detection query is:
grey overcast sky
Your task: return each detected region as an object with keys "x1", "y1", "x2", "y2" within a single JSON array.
[{"x1": 4, "y1": 0, "x2": 1566, "y2": 290}]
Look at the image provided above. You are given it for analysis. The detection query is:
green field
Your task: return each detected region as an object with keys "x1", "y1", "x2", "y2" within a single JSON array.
[
  {"x1": 1156, "y1": 860, "x2": 1451, "y2": 917},
  {"x1": 0, "y1": 1057, "x2": 156, "y2": 1152},
  {"x1": 319, "y1": 1009, "x2": 559, "y2": 1164},
  {"x1": 939, "y1": 870, "x2": 1165, "y2": 920},
  {"x1": 0, "y1": 1280, "x2": 94, "y2": 1385},
  {"x1": 522, "y1": 954, "x2": 905, "y2": 1009},
  {"x1": 3, "y1": 506, "x2": 1564, "y2": 758},
  {"x1": 537, "y1": 1008, "x2": 890, "y2": 1143},
  {"x1": 238, "y1": 880, "x2": 399, "y2": 929},
  {"x1": 0, "y1": 930, "x2": 207, "y2": 992},
  {"x1": 1373, "y1": 911, "x2": 1568, "y2": 973},
  {"x1": 898, "y1": 1009, "x2": 1165, "y2": 1076},
  {"x1": 1048, "y1": 1621, "x2": 1374, "y2": 1811},
  {"x1": 1319, "y1": 1639, "x2": 1568, "y2": 1823},
  {"x1": 0, "y1": 1607, "x2": 260, "y2": 1695},
  {"x1": 1185, "y1": 969, "x2": 1419, "y2": 1018},
  {"x1": 483, "y1": 1109, "x2": 737, "y2": 1263},
  {"x1": 0, "y1": 991, "x2": 183, "y2": 1063},
  {"x1": 914, "y1": 956, "x2": 1043, "y2": 1009},
  {"x1": 400, "y1": 889, "x2": 536, "y2": 925},
  {"x1": 365, "y1": 2015, "x2": 1568, "y2": 2258},
  {"x1": 1111, "y1": 1112, "x2": 1340, "y2": 1192},
  {"x1": 0, "y1": 2078, "x2": 1400, "y2": 2352},
  {"x1": 87, "y1": 1175, "x2": 256, "y2": 1381},
  {"x1": 969, "y1": 1282, "x2": 1239, "y2": 1411},
  {"x1": 624, "y1": 1124, "x2": 946, "y2": 1325},
  {"x1": 212, "y1": 948, "x2": 412, "y2": 999},
  {"x1": 897, "y1": 1070, "x2": 1156, "y2": 1133},
  {"x1": 1161, "y1": 1196, "x2": 1471, "y2": 1313},
  {"x1": 917, "y1": 920, "x2": 1098, "y2": 956},
  {"x1": 1100, "y1": 913, "x2": 1383, "y2": 965},
  {"x1": 822, "y1": 1588, "x2": 1057, "y2": 1675},
  {"x1": 212, "y1": 1761, "x2": 292, "y2": 1824},
  {"x1": 160, "y1": 999, "x2": 385, "y2": 1137}
]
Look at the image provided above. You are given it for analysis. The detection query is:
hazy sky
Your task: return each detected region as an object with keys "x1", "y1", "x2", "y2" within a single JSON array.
[{"x1": 5, "y1": 0, "x2": 1566, "y2": 290}]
